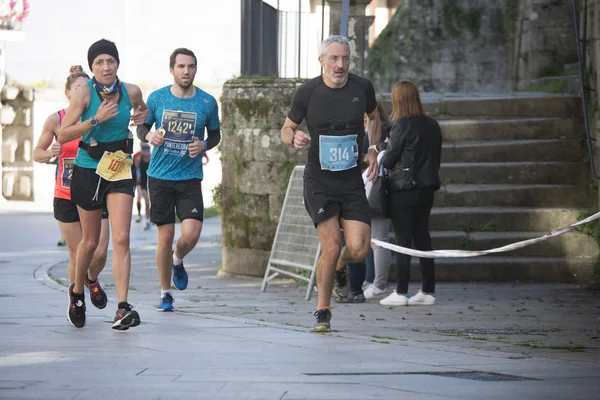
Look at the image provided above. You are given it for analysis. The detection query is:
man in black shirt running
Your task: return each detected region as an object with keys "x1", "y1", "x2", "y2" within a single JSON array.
[{"x1": 281, "y1": 35, "x2": 379, "y2": 332}]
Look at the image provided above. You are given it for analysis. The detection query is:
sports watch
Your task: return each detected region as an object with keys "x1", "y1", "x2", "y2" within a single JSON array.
[{"x1": 89, "y1": 117, "x2": 99, "y2": 127}]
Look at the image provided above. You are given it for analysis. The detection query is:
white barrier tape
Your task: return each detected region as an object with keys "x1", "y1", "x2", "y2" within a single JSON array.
[{"x1": 371, "y1": 211, "x2": 600, "y2": 259}]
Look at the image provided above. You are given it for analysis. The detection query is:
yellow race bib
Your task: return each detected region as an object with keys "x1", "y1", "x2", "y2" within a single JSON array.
[{"x1": 95, "y1": 150, "x2": 133, "y2": 182}]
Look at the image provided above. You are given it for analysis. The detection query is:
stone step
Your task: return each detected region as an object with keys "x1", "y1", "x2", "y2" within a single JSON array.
[
  {"x1": 524, "y1": 75, "x2": 581, "y2": 96},
  {"x1": 442, "y1": 139, "x2": 582, "y2": 163},
  {"x1": 426, "y1": 231, "x2": 598, "y2": 258},
  {"x1": 439, "y1": 117, "x2": 581, "y2": 142},
  {"x1": 429, "y1": 207, "x2": 589, "y2": 232},
  {"x1": 392, "y1": 256, "x2": 595, "y2": 283},
  {"x1": 381, "y1": 93, "x2": 582, "y2": 119},
  {"x1": 440, "y1": 162, "x2": 589, "y2": 185},
  {"x1": 424, "y1": 93, "x2": 582, "y2": 119},
  {"x1": 434, "y1": 184, "x2": 593, "y2": 208}
]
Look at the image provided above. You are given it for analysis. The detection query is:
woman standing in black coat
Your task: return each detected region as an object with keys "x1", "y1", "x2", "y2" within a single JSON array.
[{"x1": 379, "y1": 81, "x2": 442, "y2": 307}]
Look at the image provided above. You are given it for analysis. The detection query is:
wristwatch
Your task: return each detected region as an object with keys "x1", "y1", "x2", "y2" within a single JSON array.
[
  {"x1": 290, "y1": 133, "x2": 296, "y2": 147},
  {"x1": 368, "y1": 144, "x2": 379, "y2": 153},
  {"x1": 89, "y1": 117, "x2": 99, "y2": 127}
]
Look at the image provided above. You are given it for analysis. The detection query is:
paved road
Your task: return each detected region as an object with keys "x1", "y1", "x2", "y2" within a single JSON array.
[{"x1": 1, "y1": 211, "x2": 599, "y2": 399}]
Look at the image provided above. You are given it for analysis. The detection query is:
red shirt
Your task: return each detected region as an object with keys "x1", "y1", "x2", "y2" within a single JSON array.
[{"x1": 54, "y1": 109, "x2": 81, "y2": 200}]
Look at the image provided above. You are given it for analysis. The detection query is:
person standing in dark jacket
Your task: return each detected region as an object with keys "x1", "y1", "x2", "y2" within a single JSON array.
[{"x1": 379, "y1": 81, "x2": 442, "y2": 306}]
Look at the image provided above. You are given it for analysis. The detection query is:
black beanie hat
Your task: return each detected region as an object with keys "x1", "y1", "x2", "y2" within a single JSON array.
[{"x1": 87, "y1": 39, "x2": 120, "y2": 70}]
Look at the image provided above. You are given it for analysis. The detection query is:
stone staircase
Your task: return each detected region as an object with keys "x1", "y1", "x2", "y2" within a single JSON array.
[{"x1": 383, "y1": 93, "x2": 597, "y2": 283}]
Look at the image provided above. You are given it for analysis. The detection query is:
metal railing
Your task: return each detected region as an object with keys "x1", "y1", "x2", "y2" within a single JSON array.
[
  {"x1": 572, "y1": 0, "x2": 599, "y2": 179},
  {"x1": 278, "y1": 9, "x2": 329, "y2": 79}
]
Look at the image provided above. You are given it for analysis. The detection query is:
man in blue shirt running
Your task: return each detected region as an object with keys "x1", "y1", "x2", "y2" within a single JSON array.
[{"x1": 137, "y1": 48, "x2": 221, "y2": 311}]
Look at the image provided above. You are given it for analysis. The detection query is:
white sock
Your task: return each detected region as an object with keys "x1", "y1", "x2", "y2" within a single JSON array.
[
  {"x1": 161, "y1": 290, "x2": 171, "y2": 298},
  {"x1": 173, "y1": 253, "x2": 183, "y2": 266}
]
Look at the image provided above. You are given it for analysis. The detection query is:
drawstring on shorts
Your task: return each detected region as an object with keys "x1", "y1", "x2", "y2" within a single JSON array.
[{"x1": 92, "y1": 176, "x2": 102, "y2": 202}]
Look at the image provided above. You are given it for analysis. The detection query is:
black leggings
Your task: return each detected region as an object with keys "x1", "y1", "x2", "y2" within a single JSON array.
[{"x1": 389, "y1": 188, "x2": 435, "y2": 294}]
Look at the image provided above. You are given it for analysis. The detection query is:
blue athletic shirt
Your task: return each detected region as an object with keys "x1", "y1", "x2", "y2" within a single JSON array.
[
  {"x1": 75, "y1": 80, "x2": 133, "y2": 169},
  {"x1": 145, "y1": 85, "x2": 220, "y2": 181}
]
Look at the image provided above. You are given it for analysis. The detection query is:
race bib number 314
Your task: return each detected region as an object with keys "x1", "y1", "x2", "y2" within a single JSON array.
[
  {"x1": 319, "y1": 134, "x2": 359, "y2": 171},
  {"x1": 162, "y1": 110, "x2": 197, "y2": 143}
]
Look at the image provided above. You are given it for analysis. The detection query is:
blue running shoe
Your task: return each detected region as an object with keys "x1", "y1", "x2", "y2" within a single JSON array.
[
  {"x1": 172, "y1": 263, "x2": 188, "y2": 290},
  {"x1": 157, "y1": 293, "x2": 174, "y2": 311}
]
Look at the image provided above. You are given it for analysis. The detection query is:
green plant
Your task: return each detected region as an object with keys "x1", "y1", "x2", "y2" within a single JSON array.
[
  {"x1": 204, "y1": 205, "x2": 220, "y2": 218},
  {"x1": 232, "y1": 98, "x2": 272, "y2": 122},
  {"x1": 521, "y1": 80, "x2": 567, "y2": 94},
  {"x1": 212, "y1": 183, "x2": 222, "y2": 214},
  {"x1": 233, "y1": 153, "x2": 248, "y2": 175},
  {"x1": 538, "y1": 64, "x2": 566, "y2": 78}
]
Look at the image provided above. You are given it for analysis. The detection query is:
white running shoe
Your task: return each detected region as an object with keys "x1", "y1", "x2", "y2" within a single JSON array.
[
  {"x1": 364, "y1": 285, "x2": 389, "y2": 300},
  {"x1": 380, "y1": 292, "x2": 408, "y2": 306},
  {"x1": 408, "y1": 290, "x2": 436, "y2": 305}
]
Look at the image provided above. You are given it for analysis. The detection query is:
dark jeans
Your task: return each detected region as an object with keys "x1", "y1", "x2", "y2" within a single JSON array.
[
  {"x1": 389, "y1": 188, "x2": 435, "y2": 294},
  {"x1": 342, "y1": 233, "x2": 371, "y2": 295},
  {"x1": 348, "y1": 261, "x2": 366, "y2": 295},
  {"x1": 365, "y1": 247, "x2": 375, "y2": 284}
]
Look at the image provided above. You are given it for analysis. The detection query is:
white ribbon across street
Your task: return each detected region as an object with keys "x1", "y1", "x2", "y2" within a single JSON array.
[{"x1": 371, "y1": 211, "x2": 600, "y2": 259}]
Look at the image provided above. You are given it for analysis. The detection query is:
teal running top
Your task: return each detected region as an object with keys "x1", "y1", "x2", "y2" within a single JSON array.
[{"x1": 75, "y1": 80, "x2": 133, "y2": 169}]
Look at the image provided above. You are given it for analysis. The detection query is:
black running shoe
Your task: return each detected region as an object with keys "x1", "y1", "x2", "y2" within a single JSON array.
[
  {"x1": 313, "y1": 308, "x2": 332, "y2": 332},
  {"x1": 67, "y1": 284, "x2": 86, "y2": 328},
  {"x1": 85, "y1": 277, "x2": 107, "y2": 309},
  {"x1": 112, "y1": 303, "x2": 141, "y2": 331},
  {"x1": 333, "y1": 268, "x2": 349, "y2": 299}
]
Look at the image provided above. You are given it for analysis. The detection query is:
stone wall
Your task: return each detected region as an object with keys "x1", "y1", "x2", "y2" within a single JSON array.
[
  {"x1": 368, "y1": 0, "x2": 577, "y2": 93},
  {"x1": 368, "y1": 0, "x2": 513, "y2": 93},
  {"x1": 327, "y1": 0, "x2": 374, "y2": 76},
  {"x1": 219, "y1": 79, "x2": 307, "y2": 277},
  {"x1": 515, "y1": 0, "x2": 577, "y2": 88},
  {"x1": 1, "y1": 82, "x2": 34, "y2": 201}
]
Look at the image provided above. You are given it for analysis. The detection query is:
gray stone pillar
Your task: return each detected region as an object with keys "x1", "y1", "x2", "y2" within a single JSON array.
[
  {"x1": 219, "y1": 79, "x2": 307, "y2": 277},
  {"x1": 327, "y1": 0, "x2": 373, "y2": 76}
]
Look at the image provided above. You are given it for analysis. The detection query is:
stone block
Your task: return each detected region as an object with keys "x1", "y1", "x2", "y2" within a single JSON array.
[
  {"x1": 247, "y1": 219, "x2": 277, "y2": 250},
  {"x1": 1, "y1": 85, "x2": 19, "y2": 101},
  {"x1": 225, "y1": 192, "x2": 269, "y2": 219},
  {"x1": 222, "y1": 128, "x2": 257, "y2": 161},
  {"x1": 0, "y1": 104, "x2": 16, "y2": 125},
  {"x1": 237, "y1": 161, "x2": 280, "y2": 195},
  {"x1": 222, "y1": 247, "x2": 270, "y2": 277},
  {"x1": 21, "y1": 87, "x2": 35, "y2": 102},
  {"x1": 221, "y1": 216, "x2": 248, "y2": 248},
  {"x1": 18, "y1": 108, "x2": 31, "y2": 127},
  {"x1": 268, "y1": 194, "x2": 285, "y2": 223},
  {"x1": 253, "y1": 129, "x2": 307, "y2": 163}
]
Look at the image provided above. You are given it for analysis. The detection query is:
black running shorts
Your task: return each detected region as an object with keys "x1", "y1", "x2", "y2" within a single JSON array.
[
  {"x1": 54, "y1": 197, "x2": 109, "y2": 223},
  {"x1": 70, "y1": 165, "x2": 136, "y2": 211},
  {"x1": 303, "y1": 177, "x2": 371, "y2": 227},
  {"x1": 148, "y1": 177, "x2": 204, "y2": 226}
]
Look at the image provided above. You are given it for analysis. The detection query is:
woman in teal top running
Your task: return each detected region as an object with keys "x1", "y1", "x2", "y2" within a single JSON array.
[{"x1": 59, "y1": 39, "x2": 148, "y2": 331}]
